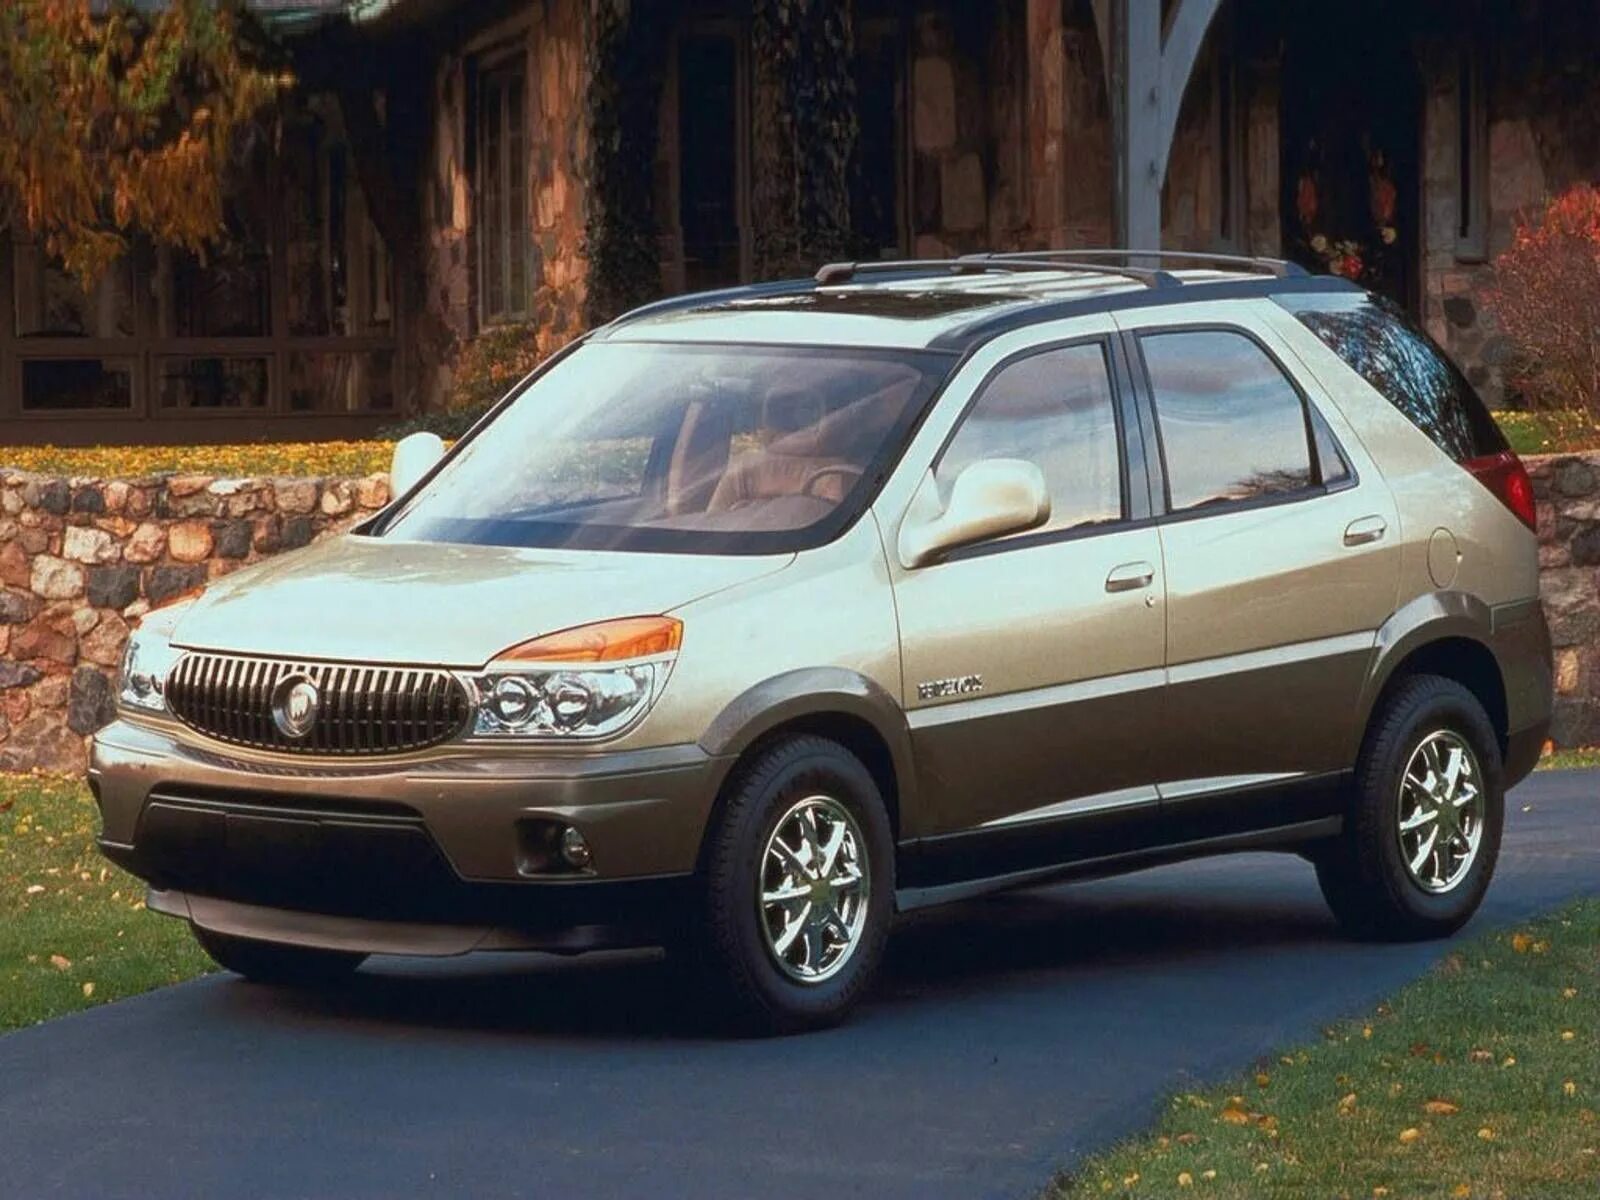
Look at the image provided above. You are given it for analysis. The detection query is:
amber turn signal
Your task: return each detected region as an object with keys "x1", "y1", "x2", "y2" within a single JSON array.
[{"x1": 496, "y1": 616, "x2": 683, "y2": 663}]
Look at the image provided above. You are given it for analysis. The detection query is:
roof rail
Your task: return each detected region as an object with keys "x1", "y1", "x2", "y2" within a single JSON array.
[
  {"x1": 955, "y1": 253, "x2": 1181, "y2": 289},
  {"x1": 813, "y1": 259, "x2": 1005, "y2": 286},
  {"x1": 980, "y1": 248, "x2": 1309, "y2": 278},
  {"x1": 815, "y1": 257, "x2": 1178, "y2": 289}
]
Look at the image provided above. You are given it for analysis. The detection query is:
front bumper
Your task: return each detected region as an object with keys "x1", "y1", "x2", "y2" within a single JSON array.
[{"x1": 90, "y1": 718, "x2": 729, "y2": 954}]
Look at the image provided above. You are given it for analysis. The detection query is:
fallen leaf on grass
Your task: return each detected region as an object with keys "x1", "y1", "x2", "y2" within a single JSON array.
[
  {"x1": 1453, "y1": 1186, "x2": 1471, "y2": 1198},
  {"x1": 1561, "y1": 1031, "x2": 1576, "y2": 1042},
  {"x1": 1565, "y1": 1082, "x2": 1578, "y2": 1097},
  {"x1": 49, "y1": 954, "x2": 71, "y2": 971},
  {"x1": 1338, "y1": 1092, "x2": 1359, "y2": 1115},
  {"x1": 1177, "y1": 1172, "x2": 1193, "y2": 1188},
  {"x1": 1219, "y1": 1106, "x2": 1252, "y2": 1126},
  {"x1": 1477, "y1": 1127, "x2": 1496, "y2": 1141},
  {"x1": 1398, "y1": 1128, "x2": 1422, "y2": 1144},
  {"x1": 1424, "y1": 1100, "x2": 1461, "y2": 1116},
  {"x1": 1512, "y1": 932, "x2": 1534, "y2": 953},
  {"x1": 81, "y1": 982, "x2": 94, "y2": 998},
  {"x1": 25, "y1": 884, "x2": 44, "y2": 895}
]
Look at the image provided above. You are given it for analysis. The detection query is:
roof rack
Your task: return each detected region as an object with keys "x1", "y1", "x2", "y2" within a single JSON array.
[
  {"x1": 979, "y1": 248, "x2": 1309, "y2": 279},
  {"x1": 814, "y1": 257, "x2": 1179, "y2": 289}
]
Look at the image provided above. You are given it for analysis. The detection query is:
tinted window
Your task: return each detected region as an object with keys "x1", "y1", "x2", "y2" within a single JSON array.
[
  {"x1": 381, "y1": 343, "x2": 950, "y2": 555},
  {"x1": 936, "y1": 342, "x2": 1122, "y2": 536},
  {"x1": 1275, "y1": 291, "x2": 1507, "y2": 462},
  {"x1": 1141, "y1": 330, "x2": 1314, "y2": 512},
  {"x1": 1310, "y1": 406, "x2": 1352, "y2": 486}
]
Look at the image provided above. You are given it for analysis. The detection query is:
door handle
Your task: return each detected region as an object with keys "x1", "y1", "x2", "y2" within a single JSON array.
[
  {"x1": 1343, "y1": 515, "x2": 1387, "y2": 546},
  {"x1": 1105, "y1": 561, "x2": 1156, "y2": 592}
]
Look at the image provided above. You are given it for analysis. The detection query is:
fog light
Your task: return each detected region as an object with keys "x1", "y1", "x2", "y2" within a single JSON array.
[{"x1": 560, "y1": 825, "x2": 593, "y2": 870}]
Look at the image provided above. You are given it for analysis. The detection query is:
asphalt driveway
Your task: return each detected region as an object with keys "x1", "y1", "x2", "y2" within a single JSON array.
[{"x1": 1, "y1": 769, "x2": 1595, "y2": 1200}]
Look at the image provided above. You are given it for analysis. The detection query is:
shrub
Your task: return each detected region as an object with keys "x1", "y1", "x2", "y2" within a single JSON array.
[
  {"x1": 378, "y1": 322, "x2": 541, "y2": 440},
  {"x1": 1491, "y1": 184, "x2": 1600, "y2": 422}
]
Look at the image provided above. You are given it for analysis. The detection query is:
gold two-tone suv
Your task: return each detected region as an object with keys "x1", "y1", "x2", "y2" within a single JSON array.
[{"x1": 93, "y1": 251, "x2": 1552, "y2": 1032}]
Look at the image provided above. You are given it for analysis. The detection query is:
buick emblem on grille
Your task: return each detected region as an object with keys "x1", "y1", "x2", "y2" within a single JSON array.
[{"x1": 271, "y1": 676, "x2": 321, "y2": 739}]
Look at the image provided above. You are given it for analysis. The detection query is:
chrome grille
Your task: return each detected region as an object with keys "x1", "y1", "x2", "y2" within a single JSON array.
[{"x1": 166, "y1": 653, "x2": 470, "y2": 756}]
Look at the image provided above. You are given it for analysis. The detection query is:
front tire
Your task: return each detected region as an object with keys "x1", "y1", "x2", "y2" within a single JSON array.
[
  {"x1": 695, "y1": 735, "x2": 894, "y2": 1034},
  {"x1": 193, "y1": 926, "x2": 367, "y2": 987},
  {"x1": 1317, "y1": 674, "x2": 1504, "y2": 941}
]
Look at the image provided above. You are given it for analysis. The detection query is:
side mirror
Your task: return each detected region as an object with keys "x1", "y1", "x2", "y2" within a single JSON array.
[
  {"x1": 898, "y1": 458, "x2": 1050, "y2": 568},
  {"x1": 389, "y1": 431, "x2": 445, "y2": 498}
]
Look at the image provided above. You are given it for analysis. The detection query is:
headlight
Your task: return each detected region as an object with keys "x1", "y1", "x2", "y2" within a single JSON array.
[
  {"x1": 118, "y1": 626, "x2": 183, "y2": 714},
  {"x1": 462, "y1": 616, "x2": 681, "y2": 741}
]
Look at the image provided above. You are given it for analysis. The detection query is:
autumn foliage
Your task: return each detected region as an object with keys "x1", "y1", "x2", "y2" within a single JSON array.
[
  {"x1": 1491, "y1": 184, "x2": 1600, "y2": 422},
  {"x1": 0, "y1": 0, "x2": 285, "y2": 284}
]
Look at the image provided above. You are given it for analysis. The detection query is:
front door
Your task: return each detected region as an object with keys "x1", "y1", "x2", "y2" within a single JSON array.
[
  {"x1": 888, "y1": 329, "x2": 1168, "y2": 885},
  {"x1": 1118, "y1": 311, "x2": 1401, "y2": 836}
]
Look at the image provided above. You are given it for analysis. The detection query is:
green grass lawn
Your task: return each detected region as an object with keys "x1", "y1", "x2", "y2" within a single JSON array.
[
  {"x1": 0, "y1": 774, "x2": 210, "y2": 1034},
  {"x1": 1049, "y1": 897, "x2": 1600, "y2": 1199},
  {"x1": 1495, "y1": 410, "x2": 1600, "y2": 456}
]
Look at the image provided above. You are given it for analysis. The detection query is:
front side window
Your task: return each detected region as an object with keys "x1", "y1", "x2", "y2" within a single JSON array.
[
  {"x1": 1275, "y1": 291, "x2": 1506, "y2": 462},
  {"x1": 380, "y1": 342, "x2": 950, "y2": 555},
  {"x1": 935, "y1": 342, "x2": 1123, "y2": 538},
  {"x1": 1141, "y1": 329, "x2": 1314, "y2": 512}
]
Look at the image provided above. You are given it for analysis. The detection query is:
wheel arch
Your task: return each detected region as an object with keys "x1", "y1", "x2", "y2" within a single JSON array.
[
  {"x1": 1362, "y1": 593, "x2": 1509, "y2": 758},
  {"x1": 695, "y1": 668, "x2": 916, "y2": 866}
]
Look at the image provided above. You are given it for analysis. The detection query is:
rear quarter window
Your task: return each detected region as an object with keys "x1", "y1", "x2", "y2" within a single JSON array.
[{"x1": 1274, "y1": 291, "x2": 1507, "y2": 462}]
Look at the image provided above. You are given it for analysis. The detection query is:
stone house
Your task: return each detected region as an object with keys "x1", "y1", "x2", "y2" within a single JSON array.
[{"x1": 3, "y1": 0, "x2": 1596, "y2": 445}]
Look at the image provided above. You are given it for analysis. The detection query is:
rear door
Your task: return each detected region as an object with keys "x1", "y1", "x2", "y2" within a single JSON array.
[{"x1": 1116, "y1": 305, "x2": 1401, "y2": 836}]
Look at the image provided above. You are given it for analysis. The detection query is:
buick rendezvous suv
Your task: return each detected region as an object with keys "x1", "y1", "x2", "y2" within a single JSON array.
[{"x1": 93, "y1": 251, "x2": 1552, "y2": 1032}]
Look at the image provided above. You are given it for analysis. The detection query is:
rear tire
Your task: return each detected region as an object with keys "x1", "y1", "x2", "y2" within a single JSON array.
[
  {"x1": 1317, "y1": 674, "x2": 1504, "y2": 941},
  {"x1": 693, "y1": 734, "x2": 894, "y2": 1035},
  {"x1": 193, "y1": 926, "x2": 366, "y2": 986}
]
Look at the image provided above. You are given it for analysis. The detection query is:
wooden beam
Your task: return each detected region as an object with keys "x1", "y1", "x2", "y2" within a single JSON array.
[
  {"x1": 1094, "y1": 0, "x2": 1222, "y2": 249},
  {"x1": 1155, "y1": 0, "x2": 1223, "y2": 183}
]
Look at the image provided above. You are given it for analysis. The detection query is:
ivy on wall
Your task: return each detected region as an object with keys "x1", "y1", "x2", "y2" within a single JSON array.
[
  {"x1": 751, "y1": 0, "x2": 858, "y2": 279},
  {"x1": 582, "y1": 0, "x2": 860, "y2": 318},
  {"x1": 583, "y1": 0, "x2": 677, "y2": 324}
]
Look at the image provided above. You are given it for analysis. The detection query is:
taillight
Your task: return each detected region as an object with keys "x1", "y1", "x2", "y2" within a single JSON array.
[{"x1": 1463, "y1": 450, "x2": 1537, "y2": 531}]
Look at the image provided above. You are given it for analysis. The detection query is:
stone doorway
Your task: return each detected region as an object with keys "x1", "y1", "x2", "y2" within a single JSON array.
[{"x1": 1278, "y1": 8, "x2": 1421, "y2": 312}]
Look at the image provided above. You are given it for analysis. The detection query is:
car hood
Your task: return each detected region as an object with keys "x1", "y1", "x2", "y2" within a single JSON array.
[{"x1": 171, "y1": 535, "x2": 792, "y2": 666}]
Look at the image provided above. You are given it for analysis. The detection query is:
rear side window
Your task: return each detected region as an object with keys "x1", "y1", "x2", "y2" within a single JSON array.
[
  {"x1": 1275, "y1": 291, "x2": 1507, "y2": 462},
  {"x1": 1139, "y1": 329, "x2": 1314, "y2": 512},
  {"x1": 936, "y1": 341, "x2": 1123, "y2": 537}
]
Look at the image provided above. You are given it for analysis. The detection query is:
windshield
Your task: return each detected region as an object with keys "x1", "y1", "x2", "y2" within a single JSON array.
[{"x1": 379, "y1": 341, "x2": 952, "y2": 554}]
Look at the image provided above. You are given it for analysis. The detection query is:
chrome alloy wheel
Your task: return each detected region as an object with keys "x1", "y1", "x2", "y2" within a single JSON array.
[
  {"x1": 1396, "y1": 729, "x2": 1485, "y2": 894},
  {"x1": 758, "y1": 795, "x2": 871, "y2": 984}
]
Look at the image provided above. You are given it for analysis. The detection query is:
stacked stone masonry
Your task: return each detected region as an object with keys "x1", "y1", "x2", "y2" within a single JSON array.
[
  {"x1": 0, "y1": 468, "x2": 390, "y2": 774},
  {"x1": 1, "y1": 456, "x2": 1597, "y2": 774}
]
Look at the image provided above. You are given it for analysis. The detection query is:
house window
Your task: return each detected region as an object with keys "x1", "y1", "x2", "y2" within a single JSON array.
[
  {"x1": 677, "y1": 27, "x2": 747, "y2": 291},
  {"x1": 1215, "y1": 50, "x2": 1244, "y2": 247},
  {"x1": 476, "y1": 56, "x2": 530, "y2": 323},
  {"x1": 852, "y1": 21, "x2": 908, "y2": 260},
  {"x1": 1, "y1": 93, "x2": 398, "y2": 430},
  {"x1": 1455, "y1": 43, "x2": 1488, "y2": 263}
]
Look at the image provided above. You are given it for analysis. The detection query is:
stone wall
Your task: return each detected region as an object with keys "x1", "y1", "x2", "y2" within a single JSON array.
[
  {"x1": 1534, "y1": 453, "x2": 1600, "y2": 749},
  {"x1": 0, "y1": 469, "x2": 390, "y2": 774},
  {"x1": 2, "y1": 454, "x2": 1597, "y2": 775}
]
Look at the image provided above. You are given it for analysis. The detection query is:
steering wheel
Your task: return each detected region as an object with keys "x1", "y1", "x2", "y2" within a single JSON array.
[{"x1": 799, "y1": 464, "x2": 864, "y2": 498}]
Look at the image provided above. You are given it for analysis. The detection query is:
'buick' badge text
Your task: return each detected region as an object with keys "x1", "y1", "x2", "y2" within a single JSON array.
[{"x1": 917, "y1": 674, "x2": 984, "y2": 702}]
